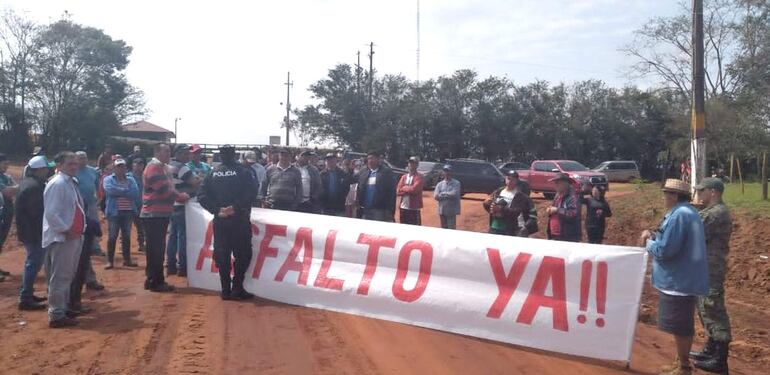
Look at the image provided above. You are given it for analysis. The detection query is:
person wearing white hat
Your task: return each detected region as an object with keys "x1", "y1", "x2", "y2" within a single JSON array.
[
  {"x1": 639, "y1": 178, "x2": 709, "y2": 375},
  {"x1": 102, "y1": 158, "x2": 140, "y2": 269},
  {"x1": 15, "y1": 156, "x2": 51, "y2": 310}
]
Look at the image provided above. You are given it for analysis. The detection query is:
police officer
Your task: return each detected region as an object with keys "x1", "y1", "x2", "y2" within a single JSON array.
[
  {"x1": 689, "y1": 177, "x2": 732, "y2": 374},
  {"x1": 198, "y1": 145, "x2": 258, "y2": 301}
]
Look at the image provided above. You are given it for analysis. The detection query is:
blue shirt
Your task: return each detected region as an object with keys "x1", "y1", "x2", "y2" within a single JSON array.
[
  {"x1": 327, "y1": 170, "x2": 338, "y2": 198},
  {"x1": 364, "y1": 169, "x2": 378, "y2": 208},
  {"x1": 645, "y1": 202, "x2": 709, "y2": 296},
  {"x1": 76, "y1": 166, "x2": 99, "y2": 206}
]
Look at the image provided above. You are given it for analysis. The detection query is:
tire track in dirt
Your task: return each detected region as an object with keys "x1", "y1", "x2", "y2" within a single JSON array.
[{"x1": 167, "y1": 297, "x2": 212, "y2": 374}]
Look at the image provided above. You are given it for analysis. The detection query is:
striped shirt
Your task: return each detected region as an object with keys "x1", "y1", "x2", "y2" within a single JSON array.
[{"x1": 140, "y1": 158, "x2": 180, "y2": 218}]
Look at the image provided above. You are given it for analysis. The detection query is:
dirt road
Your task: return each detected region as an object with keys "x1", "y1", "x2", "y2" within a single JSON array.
[{"x1": 0, "y1": 174, "x2": 765, "y2": 374}]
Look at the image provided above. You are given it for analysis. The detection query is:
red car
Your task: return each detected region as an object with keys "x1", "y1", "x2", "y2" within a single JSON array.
[{"x1": 516, "y1": 160, "x2": 608, "y2": 199}]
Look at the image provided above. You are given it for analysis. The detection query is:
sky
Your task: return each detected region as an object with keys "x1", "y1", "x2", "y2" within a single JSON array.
[{"x1": 6, "y1": 0, "x2": 682, "y2": 146}]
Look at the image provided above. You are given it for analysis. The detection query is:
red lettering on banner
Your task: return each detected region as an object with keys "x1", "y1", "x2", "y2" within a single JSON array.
[
  {"x1": 195, "y1": 221, "x2": 219, "y2": 272},
  {"x1": 516, "y1": 256, "x2": 568, "y2": 332},
  {"x1": 486, "y1": 249, "x2": 533, "y2": 319},
  {"x1": 356, "y1": 234, "x2": 397, "y2": 295},
  {"x1": 275, "y1": 227, "x2": 314, "y2": 285},
  {"x1": 392, "y1": 240, "x2": 433, "y2": 302},
  {"x1": 252, "y1": 224, "x2": 287, "y2": 279},
  {"x1": 314, "y1": 230, "x2": 344, "y2": 290}
]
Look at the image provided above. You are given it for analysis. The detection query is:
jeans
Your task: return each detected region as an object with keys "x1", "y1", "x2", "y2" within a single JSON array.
[
  {"x1": 45, "y1": 237, "x2": 83, "y2": 321},
  {"x1": 19, "y1": 242, "x2": 47, "y2": 303},
  {"x1": 440, "y1": 215, "x2": 457, "y2": 229},
  {"x1": 166, "y1": 207, "x2": 186, "y2": 272},
  {"x1": 144, "y1": 217, "x2": 170, "y2": 288},
  {"x1": 134, "y1": 215, "x2": 146, "y2": 251},
  {"x1": 107, "y1": 212, "x2": 134, "y2": 264}
]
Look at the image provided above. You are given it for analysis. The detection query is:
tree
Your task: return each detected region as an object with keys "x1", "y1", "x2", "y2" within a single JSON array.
[{"x1": 28, "y1": 19, "x2": 145, "y2": 151}]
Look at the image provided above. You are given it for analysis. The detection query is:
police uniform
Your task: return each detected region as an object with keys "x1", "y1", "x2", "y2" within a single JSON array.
[{"x1": 197, "y1": 146, "x2": 258, "y2": 300}]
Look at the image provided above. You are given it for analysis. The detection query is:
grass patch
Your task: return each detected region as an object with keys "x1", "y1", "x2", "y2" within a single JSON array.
[{"x1": 723, "y1": 183, "x2": 770, "y2": 217}]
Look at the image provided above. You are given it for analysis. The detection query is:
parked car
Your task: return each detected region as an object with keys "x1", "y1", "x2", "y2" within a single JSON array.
[
  {"x1": 517, "y1": 160, "x2": 608, "y2": 199},
  {"x1": 593, "y1": 161, "x2": 640, "y2": 182},
  {"x1": 417, "y1": 161, "x2": 443, "y2": 189},
  {"x1": 498, "y1": 162, "x2": 530, "y2": 175},
  {"x1": 444, "y1": 158, "x2": 505, "y2": 194}
]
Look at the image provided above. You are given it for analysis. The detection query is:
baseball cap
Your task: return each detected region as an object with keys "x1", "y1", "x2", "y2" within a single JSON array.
[
  {"x1": 442, "y1": 164, "x2": 453, "y2": 171},
  {"x1": 408, "y1": 156, "x2": 419, "y2": 163},
  {"x1": 174, "y1": 143, "x2": 190, "y2": 154},
  {"x1": 114, "y1": 158, "x2": 127, "y2": 166},
  {"x1": 219, "y1": 144, "x2": 235, "y2": 153},
  {"x1": 243, "y1": 151, "x2": 258, "y2": 163},
  {"x1": 189, "y1": 144, "x2": 203, "y2": 153},
  {"x1": 694, "y1": 177, "x2": 725, "y2": 193},
  {"x1": 324, "y1": 153, "x2": 338, "y2": 159},
  {"x1": 28, "y1": 155, "x2": 49, "y2": 169},
  {"x1": 505, "y1": 170, "x2": 519, "y2": 178}
]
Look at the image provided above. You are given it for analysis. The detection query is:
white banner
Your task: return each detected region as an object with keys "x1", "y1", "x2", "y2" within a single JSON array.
[{"x1": 186, "y1": 203, "x2": 647, "y2": 361}]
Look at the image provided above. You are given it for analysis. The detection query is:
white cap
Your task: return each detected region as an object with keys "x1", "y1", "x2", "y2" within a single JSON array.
[
  {"x1": 243, "y1": 151, "x2": 258, "y2": 163},
  {"x1": 28, "y1": 155, "x2": 49, "y2": 169},
  {"x1": 114, "y1": 158, "x2": 127, "y2": 166}
]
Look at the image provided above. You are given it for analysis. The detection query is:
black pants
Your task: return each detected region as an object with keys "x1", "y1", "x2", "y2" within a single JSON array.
[
  {"x1": 134, "y1": 216, "x2": 146, "y2": 251},
  {"x1": 70, "y1": 232, "x2": 94, "y2": 308},
  {"x1": 0, "y1": 200, "x2": 13, "y2": 252},
  {"x1": 587, "y1": 226, "x2": 605, "y2": 244},
  {"x1": 213, "y1": 217, "x2": 253, "y2": 295},
  {"x1": 143, "y1": 217, "x2": 170, "y2": 288},
  {"x1": 399, "y1": 209, "x2": 422, "y2": 225}
]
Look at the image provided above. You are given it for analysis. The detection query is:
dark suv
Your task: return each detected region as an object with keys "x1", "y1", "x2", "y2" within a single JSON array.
[
  {"x1": 417, "y1": 161, "x2": 443, "y2": 189},
  {"x1": 445, "y1": 159, "x2": 505, "y2": 194}
]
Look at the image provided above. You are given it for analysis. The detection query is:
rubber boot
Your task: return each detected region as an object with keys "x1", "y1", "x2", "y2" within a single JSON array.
[
  {"x1": 689, "y1": 337, "x2": 716, "y2": 361},
  {"x1": 694, "y1": 341, "x2": 729, "y2": 374}
]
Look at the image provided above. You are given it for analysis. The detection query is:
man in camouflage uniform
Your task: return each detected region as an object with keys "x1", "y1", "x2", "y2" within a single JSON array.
[{"x1": 689, "y1": 177, "x2": 732, "y2": 374}]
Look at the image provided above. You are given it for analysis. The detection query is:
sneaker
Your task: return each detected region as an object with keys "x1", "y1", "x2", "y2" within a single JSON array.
[
  {"x1": 150, "y1": 283, "x2": 175, "y2": 293},
  {"x1": 105, "y1": 263, "x2": 114, "y2": 270},
  {"x1": 123, "y1": 262, "x2": 139, "y2": 268},
  {"x1": 49, "y1": 316, "x2": 79, "y2": 328},
  {"x1": 86, "y1": 282, "x2": 105, "y2": 291},
  {"x1": 18, "y1": 301, "x2": 47, "y2": 311},
  {"x1": 67, "y1": 305, "x2": 93, "y2": 317},
  {"x1": 32, "y1": 295, "x2": 47, "y2": 303}
]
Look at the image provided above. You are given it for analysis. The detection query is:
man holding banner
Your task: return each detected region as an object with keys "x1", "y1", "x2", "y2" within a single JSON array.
[{"x1": 198, "y1": 145, "x2": 258, "y2": 301}]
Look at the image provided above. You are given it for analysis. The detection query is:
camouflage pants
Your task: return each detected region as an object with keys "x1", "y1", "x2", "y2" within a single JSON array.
[{"x1": 697, "y1": 269, "x2": 732, "y2": 342}]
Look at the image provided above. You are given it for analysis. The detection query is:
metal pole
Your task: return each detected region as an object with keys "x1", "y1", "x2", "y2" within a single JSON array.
[
  {"x1": 690, "y1": 0, "x2": 706, "y2": 196},
  {"x1": 174, "y1": 117, "x2": 181, "y2": 144},
  {"x1": 285, "y1": 71, "x2": 292, "y2": 146}
]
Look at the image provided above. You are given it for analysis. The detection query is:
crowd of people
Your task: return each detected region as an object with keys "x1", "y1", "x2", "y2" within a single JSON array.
[{"x1": 0, "y1": 145, "x2": 734, "y2": 374}]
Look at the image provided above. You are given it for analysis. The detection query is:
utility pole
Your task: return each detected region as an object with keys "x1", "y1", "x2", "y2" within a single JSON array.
[
  {"x1": 368, "y1": 42, "x2": 374, "y2": 106},
  {"x1": 690, "y1": 0, "x2": 706, "y2": 195},
  {"x1": 416, "y1": 0, "x2": 421, "y2": 83},
  {"x1": 356, "y1": 51, "x2": 362, "y2": 94},
  {"x1": 174, "y1": 117, "x2": 181, "y2": 144},
  {"x1": 284, "y1": 71, "x2": 293, "y2": 146}
]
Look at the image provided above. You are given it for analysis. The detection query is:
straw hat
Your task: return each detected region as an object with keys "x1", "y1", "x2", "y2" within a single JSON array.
[{"x1": 661, "y1": 179, "x2": 690, "y2": 194}]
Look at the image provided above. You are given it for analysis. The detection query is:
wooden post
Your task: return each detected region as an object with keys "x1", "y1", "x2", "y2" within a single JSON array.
[
  {"x1": 736, "y1": 157, "x2": 745, "y2": 195},
  {"x1": 729, "y1": 153, "x2": 734, "y2": 182},
  {"x1": 762, "y1": 151, "x2": 768, "y2": 200}
]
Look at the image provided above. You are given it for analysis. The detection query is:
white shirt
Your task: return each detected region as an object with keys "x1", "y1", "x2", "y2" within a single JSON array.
[
  {"x1": 299, "y1": 166, "x2": 311, "y2": 202},
  {"x1": 400, "y1": 174, "x2": 415, "y2": 210},
  {"x1": 42, "y1": 173, "x2": 85, "y2": 248}
]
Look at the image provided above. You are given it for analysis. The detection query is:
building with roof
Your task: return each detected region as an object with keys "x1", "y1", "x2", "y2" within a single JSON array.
[{"x1": 121, "y1": 121, "x2": 175, "y2": 142}]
